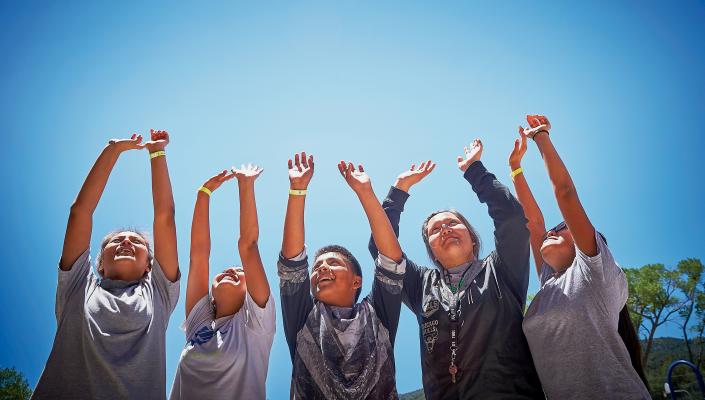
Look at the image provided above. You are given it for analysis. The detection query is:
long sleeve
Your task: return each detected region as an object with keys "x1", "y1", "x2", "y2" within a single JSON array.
[
  {"x1": 277, "y1": 250, "x2": 313, "y2": 361},
  {"x1": 464, "y1": 161, "x2": 530, "y2": 305},
  {"x1": 368, "y1": 254, "x2": 407, "y2": 345},
  {"x1": 368, "y1": 186, "x2": 427, "y2": 316}
]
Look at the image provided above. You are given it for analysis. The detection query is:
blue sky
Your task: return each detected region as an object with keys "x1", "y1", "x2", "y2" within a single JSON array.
[{"x1": 1, "y1": 1, "x2": 704, "y2": 397}]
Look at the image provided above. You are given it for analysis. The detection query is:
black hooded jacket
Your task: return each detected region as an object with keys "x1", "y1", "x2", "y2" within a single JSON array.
[{"x1": 369, "y1": 161, "x2": 543, "y2": 399}]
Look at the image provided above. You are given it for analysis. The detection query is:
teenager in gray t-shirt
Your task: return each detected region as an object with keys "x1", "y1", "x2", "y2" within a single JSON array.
[
  {"x1": 33, "y1": 131, "x2": 181, "y2": 399},
  {"x1": 509, "y1": 115, "x2": 650, "y2": 399},
  {"x1": 170, "y1": 165, "x2": 275, "y2": 400}
]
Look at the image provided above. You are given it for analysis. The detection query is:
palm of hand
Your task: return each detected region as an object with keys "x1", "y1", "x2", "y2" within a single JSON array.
[
  {"x1": 109, "y1": 134, "x2": 144, "y2": 152},
  {"x1": 203, "y1": 170, "x2": 235, "y2": 192},
  {"x1": 458, "y1": 139, "x2": 483, "y2": 171},
  {"x1": 233, "y1": 164, "x2": 263, "y2": 182}
]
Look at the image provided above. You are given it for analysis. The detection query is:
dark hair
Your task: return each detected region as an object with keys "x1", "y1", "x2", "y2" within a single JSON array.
[
  {"x1": 618, "y1": 305, "x2": 650, "y2": 391},
  {"x1": 421, "y1": 210, "x2": 482, "y2": 269},
  {"x1": 590, "y1": 231, "x2": 649, "y2": 391},
  {"x1": 97, "y1": 228, "x2": 153, "y2": 274},
  {"x1": 314, "y1": 245, "x2": 363, "y2": 302}
]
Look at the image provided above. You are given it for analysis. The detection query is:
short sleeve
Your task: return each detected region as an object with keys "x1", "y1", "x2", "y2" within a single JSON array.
[
  {"x1": 575, "y1": 231, "x2": 628, "y2": 307},
  {"x1": 539, "y1": 263, "x2": 555, "y2": 286},
  {"x1": 183, "y1": 295, "x2": 214, "y2": 339},
  {"x1": 56, "y1": 249, "x2": 92, "y2": 322},
  {"x1": 244, "y1": 292, "x2": 276, "y2": 335},
  {"x1": 151, "y1": 257, "x2": 181, "y2": 319}
]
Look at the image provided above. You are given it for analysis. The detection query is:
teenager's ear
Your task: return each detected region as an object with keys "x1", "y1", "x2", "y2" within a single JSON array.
[{"x1": 352, "y1": 277, "x2": 362, "y2": 290}]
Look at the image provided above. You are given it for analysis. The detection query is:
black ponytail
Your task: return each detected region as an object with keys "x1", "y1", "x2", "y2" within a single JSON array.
[{"x1": 618, "y1": 305, "x2": 651, "y2": 392}]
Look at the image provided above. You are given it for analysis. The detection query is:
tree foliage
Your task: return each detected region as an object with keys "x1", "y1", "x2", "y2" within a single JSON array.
[{"x1": 0, "y1": 367, "x2": 32, "y2": 400}]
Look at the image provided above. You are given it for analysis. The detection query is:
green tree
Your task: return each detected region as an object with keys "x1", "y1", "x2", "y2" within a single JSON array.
[
  {"x1": 0, "y1": 367, "x2": 32, "y2": 400},
  {"x1": 626, "y1": 264, "x2": 684, "y2": 368},
  {"x1": 676, "y1": 258, "x2": 705, "y2": 363}
]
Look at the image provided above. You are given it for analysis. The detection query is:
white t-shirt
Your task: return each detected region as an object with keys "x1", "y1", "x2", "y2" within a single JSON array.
[{"x1": 170, "y1": 292, "x2": 276, "y2": 400}]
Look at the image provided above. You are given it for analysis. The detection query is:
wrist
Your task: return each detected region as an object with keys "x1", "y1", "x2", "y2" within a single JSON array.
[
  {"x1": 290, "y1": 183, "x2": 308, "y2": 191},
  {"x1": 509, "y1": 162, "x2": 521, "y2": 170},
  {"x1": 393, "y1": 180, "x2": 411, "y2": 193}
]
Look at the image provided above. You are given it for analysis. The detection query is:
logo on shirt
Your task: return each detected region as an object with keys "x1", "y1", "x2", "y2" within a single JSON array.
[
  {"x1": 422, "y1": 319, "x2": 439, "y2": 353},
  {"x1": 422, "y1": 298, "x2": 440, "y2": 318}
]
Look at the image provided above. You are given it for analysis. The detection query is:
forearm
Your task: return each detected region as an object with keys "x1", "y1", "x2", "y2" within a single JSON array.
[
  {"x1": 150, "y1": 154, "x2": 179, "y2": 279},
  {"x1": 282, "y1": 195, "x2": 306, "y2": 258},
  {"x1": 357, "y1": 189, "x2": 402, "y2": 262},
  {"x1": 368, "y1": 186, "x2": 408, "y2": 258},
  {"x1": 60, "y1": 144, "x2": 122, "y2": 269},
  {"x1": 150, "y1": 155, "x2": 176, "y2": 219},
  {"x1": 237, "y1": 181, "x2": 259, "y2": 245},
  {"x1": 511, "y1": 170, "x2": 546, "y2": 274},
  {"x1": 190, "y1": 193, "x2": 211, "y2": 261}
]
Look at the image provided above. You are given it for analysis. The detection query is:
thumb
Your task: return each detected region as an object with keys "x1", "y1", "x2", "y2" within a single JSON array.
[{"x1": 456, "y1": 155, "x2": 464, "y2": 164}]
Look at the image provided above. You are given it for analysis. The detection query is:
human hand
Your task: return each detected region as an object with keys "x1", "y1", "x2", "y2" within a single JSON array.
[
  {"x1": 520, "y1": 114, "x2": 551, "y2": 139},
  {"x1": 108, "y1": 133, "x2": 145, "y2": 153},
  {"x1": 232, "y1": 163, "x2": 263, "y2": 185},
  {"x1": 288, "y1": 152, "x2": 314, "y2": 190},
  {"x1": 144, "y1": 129, "x2": 170, "y2": 152},
  {"x1": 394, "y1": 160, "x2": 436, "y2": 193},
  {"x1": 201, "y1": 170, "x2": 236, "y2": 193},
  {"x1": 457, "y1": 138, "x2": 483, "y2": 172},
  {"x1": 338, "y1": 161, "x2": 372, "y2": 194},
  {"x1": 509, "y1": 128, "x2": 528, "y2": 170}
]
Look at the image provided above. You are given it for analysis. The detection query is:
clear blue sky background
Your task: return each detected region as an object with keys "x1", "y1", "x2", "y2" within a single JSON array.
[{"x1": 1, "y1": 1, "x2": 704, "y2": 397}]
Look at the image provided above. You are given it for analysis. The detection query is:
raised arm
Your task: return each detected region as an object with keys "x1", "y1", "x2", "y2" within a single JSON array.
[
  {"x1": 185, "y1": 170, "x2": 235, "y2": 318},
  {"x1": 509, "y1": 129, "x2": 546, "y2": 277},
  {"x1": 144, "y1": 129, "x2": 179, "y2": 281},
  {"x1": 367, "y1": 161, "x2": 435, "y2": 257},
  {"x1": 282, "y1": 152, "x2": 314, "y2": 258},
  {"x1": 523, "y1": 115, "x2": 597, "y2": 257},
  {"x1": 60, "y1": 134, "x2": 145, "y2": 270},
  {"x1": 232, "y1": 164, "x2": 270, "y2": 307},
  {"x1": 339, "y1": 161, "x2": 402, "y2": 262},
  {"x1": 458, "y1": 138, "x2": 530, "y2": 302}
]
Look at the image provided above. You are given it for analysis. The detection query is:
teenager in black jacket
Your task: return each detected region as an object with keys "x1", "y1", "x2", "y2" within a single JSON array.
[{"x1": 369, "y1": 139, "x2": 543, "y2": 399}]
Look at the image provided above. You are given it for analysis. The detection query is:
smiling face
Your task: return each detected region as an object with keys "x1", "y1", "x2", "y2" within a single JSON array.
[
  {"x1": 540, "y1": 222, "x2": 576, "y2": 272},
  {"x1": 211, "y1": 267, "x2": 247, "y2": 318},
  {"x1": 99, "y1": 231, "x2": 151, "y2": 281},
  {"x1": 424, "y1": 211, "x2": 477, "y2": 269},
  {"x1": 310, "y1": 252, "x2": 361, "y2": 307}
]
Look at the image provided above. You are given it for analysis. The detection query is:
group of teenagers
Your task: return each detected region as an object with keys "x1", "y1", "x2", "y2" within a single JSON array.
[{"x1": 32, "y1": 114, "x2": 652, "y2": 399}]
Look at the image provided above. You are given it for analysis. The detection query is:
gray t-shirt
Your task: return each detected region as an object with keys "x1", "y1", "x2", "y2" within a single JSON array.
[
  {"x1": 170, "y1": 292, "x2": 276, "y2": 400},
  {"x1": 33, "y1": 249, "x2": 180, "y2": 399},
  {"x1": 522, "y1": 232, "x2": 650, "y2": 399}
]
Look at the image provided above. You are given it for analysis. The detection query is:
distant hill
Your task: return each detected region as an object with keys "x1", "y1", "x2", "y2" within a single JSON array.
[{"x1": 399, "y1": 337, "x2": 705, "y2": 399}]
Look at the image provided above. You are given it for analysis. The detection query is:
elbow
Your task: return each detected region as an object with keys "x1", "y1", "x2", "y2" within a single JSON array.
[
  {"x1": 154, "y1": 206, "x2": 176, "y2": 222},
  {"x1": 238, "y1": 237, "x2": 259, "y2": 251},
  {"x1": 554, "y1": 184, "x2": 577, "y2": 202}
]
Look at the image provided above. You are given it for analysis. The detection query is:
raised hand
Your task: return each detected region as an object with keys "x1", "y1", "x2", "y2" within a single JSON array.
[
  {"x1": 457, "y1": 138, "x2": 483, "y2": 172},
  {"x1": 520, "y1": 114, "x2": 551, "y2": 139},
  {"x1": 108, "y1": 133, "x2": 144, "y2": 152},
  {"x1": 232, "y1": 163, "x2": 264, "y2": 184},
  {"x1": 144, "y1": 129, "x2": 170, "y2": 152},
  {"x1": 338, "y1": 161, "x2": 372, "y2": 193},
  {"x1": 394, "y1": 160, "x2": 436, "y2": 193},
  {"x1": 201, "y1": 170, "x2": 236, "y2": 193},
  {"x1": 288, "y1": 152, "x2": 314, "y2": 190},
  {"x1": 509, "y1": 128, "x2": 528, "y2": 170}
]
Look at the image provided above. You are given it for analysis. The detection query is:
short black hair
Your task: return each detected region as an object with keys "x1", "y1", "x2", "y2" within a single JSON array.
[{"x1": 314, "y1": 245, "x2": 363, "y2": 302}]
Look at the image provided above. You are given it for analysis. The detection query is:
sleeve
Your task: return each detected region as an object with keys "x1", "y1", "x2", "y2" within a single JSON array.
[
  {"x1": 56, "y1": 249, "x2": 92, "y2": 322},
  {"x1": 367, "y1": 186, "x2": 426, "y2": 315},
  {"x1": 244, "y1": 292, "x2": 276, "y2": 336},
  {"x1": 151, "y1": 256, "x2": 181, "y2": 322},
  {"x1": 277, "y1": 249, "x2": 314, "y2": 361},
  {"x1": 575, "y1": 231, "x2": 628, "y2": 305},
  {"x1": 182, "y1": 294, "x2": 214, "y2": 340},
  {"x1": 369, "y1": 253, "x2": 406, "y2": 346},
  {"x1": 464, "y1": 161, "x2": 530, "y2": 305}
]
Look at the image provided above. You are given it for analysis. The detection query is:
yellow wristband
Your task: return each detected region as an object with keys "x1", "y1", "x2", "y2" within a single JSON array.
[
  {"x1": 149, "y1": 150, "x2": 166, "y2": 159},
  {"x1": 510, "y1": 167, "x2": 524, "y2": 178},
  {"x1": 288, "y1": 189, "x2": 307, "y2": 196},
  {"x1": 198, "y1": 186, "x2": 212, "y2": 196}
]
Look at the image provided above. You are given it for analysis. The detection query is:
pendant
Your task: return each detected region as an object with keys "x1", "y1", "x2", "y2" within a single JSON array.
[{"x1": 449, "y1": 363, "x2": 458, "y2": 383}]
